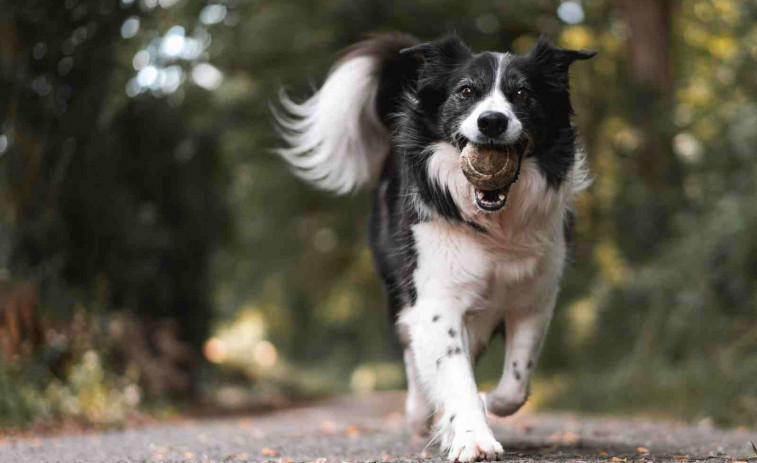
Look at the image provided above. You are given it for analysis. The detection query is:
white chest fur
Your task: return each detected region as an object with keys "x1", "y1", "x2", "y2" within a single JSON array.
[
  {"x1": 422, "y1": 141, "x2": 579, "y2": 287},
  {"x1": 413, "y1": 141, "x2": 586, "y2": 350}
]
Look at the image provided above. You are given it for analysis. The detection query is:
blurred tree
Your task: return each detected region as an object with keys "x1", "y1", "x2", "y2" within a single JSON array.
[
  {"x1": 0, "y1": 0, "x2": 228, "y2": 398},
  {"x1": 60, "y1": 95, "x2": 227, "y2": 367},
  {"x1": 1, "y1": 0, "x2": 130, "y2": 285},
  {"x1": 613, "y1": 0, "x2": 686, "y2": 264},
  {"x1": 555, "y1": 0, "x2": 757, "y2": 425}
]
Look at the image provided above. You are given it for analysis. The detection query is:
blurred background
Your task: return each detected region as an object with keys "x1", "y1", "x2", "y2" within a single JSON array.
[{"x1": 1, "y1": 0, "x2": 755, "y2": 432}]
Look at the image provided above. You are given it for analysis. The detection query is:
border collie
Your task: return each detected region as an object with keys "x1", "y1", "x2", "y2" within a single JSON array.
[{"x1": 273, "y1": 33, "x2": 595, "y2": 462}]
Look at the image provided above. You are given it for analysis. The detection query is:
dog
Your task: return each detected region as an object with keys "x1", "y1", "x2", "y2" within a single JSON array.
[{"x1": 273, "y1": 33, "x2": 595, "y2": 462}]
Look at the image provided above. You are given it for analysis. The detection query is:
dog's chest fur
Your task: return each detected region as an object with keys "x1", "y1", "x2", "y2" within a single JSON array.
[{"x1": 408, "y1": 144, "x2": 573, "y2": 354}]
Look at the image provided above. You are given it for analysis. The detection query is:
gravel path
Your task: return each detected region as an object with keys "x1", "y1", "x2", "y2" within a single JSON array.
[{"x1": 2, "y1": 391, "x2": 755, "y2": 462}]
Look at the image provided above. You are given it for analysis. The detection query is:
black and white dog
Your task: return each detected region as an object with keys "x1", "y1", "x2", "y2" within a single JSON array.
[{"x1": 274, "y1": 33, "x2": 595, "y2": 462}]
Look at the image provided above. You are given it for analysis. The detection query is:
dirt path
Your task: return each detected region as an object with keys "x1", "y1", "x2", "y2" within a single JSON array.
[{"x1": 2, "y1": 391, "x2": 755, "y2": 462}]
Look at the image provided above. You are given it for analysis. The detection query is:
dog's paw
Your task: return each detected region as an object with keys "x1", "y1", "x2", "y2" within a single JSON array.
[
  {"x1": 484, "y1": 388, "x2": 528, "y2": 417},
  {"x1": 446, "y1": 427, "x2": 503, "y2": 462}
]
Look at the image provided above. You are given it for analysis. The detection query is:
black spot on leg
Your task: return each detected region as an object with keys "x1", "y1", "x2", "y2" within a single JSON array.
[
  {"x1": 448, "y1": 328, "x2": 456, "y2": 338},
  {"x1": 527, "y1": 360, "x2": 533, "y2": 369},
  {"x1": 513, "y1": 361, "x2": 518, "y2": 369},
  {"x1": 449, "y1": 414, "x2": 456, "y2": 423},
  {"x1": 515, "y1": 371, "x2": 521, "y2": 381},
  {"x1": 432, "y1": 315, "x2": 440, "y2": 322},
  {"x1": 447, "y1": 346, "x2": 462, "y2": 357},
  {"x1": 436, "y1": 358, "x2": 442, "y2": 368}
]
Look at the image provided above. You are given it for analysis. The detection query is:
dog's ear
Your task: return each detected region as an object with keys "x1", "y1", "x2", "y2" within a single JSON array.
[
  {"x1": 399, "y1": 34, "x2": 471, "y2": 112},
  {"x1": 400, "y1": 34, "x2": 472, "y2": 66},
  {"x1": 528, "y1": 36, "x2": 596, "y2": 90},
  {"x1": 529, "y1": 35, "x2": 597, "y2": 66}
]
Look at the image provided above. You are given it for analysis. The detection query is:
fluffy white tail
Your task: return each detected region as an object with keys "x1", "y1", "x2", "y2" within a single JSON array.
[
  {"x1": 273, "y1": 34, "x2": 419, "y2": 194},
  {"x1": 273, "y1": 55, "x2": 390, "y2": 194}
]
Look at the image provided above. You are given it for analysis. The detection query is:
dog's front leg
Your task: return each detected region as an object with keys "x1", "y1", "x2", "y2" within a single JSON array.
[
  {"x1": 398, "y1": 223, "x2": 502, "y2": 462},
  {"x1": 485, "y1": 257, "x2": 563, "y2": 417},
  {"x1": 402, "y1": 301, "x2": 503, "y2": 462},
  {"x1": 485, "y1": 304, "x2": 553, "y2": 416}
]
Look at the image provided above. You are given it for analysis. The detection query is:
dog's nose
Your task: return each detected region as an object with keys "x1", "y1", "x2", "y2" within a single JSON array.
[{"x1": 477, "y1": 111, "x2": 509, "y2": 138}]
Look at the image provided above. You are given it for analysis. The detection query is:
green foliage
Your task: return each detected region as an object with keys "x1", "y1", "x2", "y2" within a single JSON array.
[
  {"x1": 0, "y1": 313, "x2": 145, "y2": 429},
  {"x1": 544, "y1": 357, "x2": 757, "y2": 427},
  {"x1": 539, "y1": 1, "x2": 757, "y2": 427},
  {"x1": 0, "y1": 364, "x2": 44, "y2": 427}
]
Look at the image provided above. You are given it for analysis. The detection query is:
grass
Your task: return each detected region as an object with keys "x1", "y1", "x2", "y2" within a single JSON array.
[
  {"x1": 0, "y1": 350, "x2": 147, "y2": 432},
  {"x1": 538, "y1": 359, "x2": 757, "y2": 429}
]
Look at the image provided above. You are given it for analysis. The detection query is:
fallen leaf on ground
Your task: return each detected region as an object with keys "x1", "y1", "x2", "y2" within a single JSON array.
[
  {"x1": 673, "y1": 456, "x2": 690, "y2": 460},
  {"x1": 279, "y1": 458, "x2": 294, "y2": 463},
  {"x1": 224, "y1": 452, "x2": 250, "y2": 461},
  {"x1": 184, "y1": 451, "x2": 194, "y2": 458},
  {"x1": 346, "y1": 424, "x2": 361, "y2": 437},
  {"x1": 637, "y1": 447, "x2": 651, "y2": 454},
  {"x1": 563, "y1": 432, "x2": 582, "y2": 444},
  {"x1": 262, "y1": 448, "x2": 280, "y2": 457},
  {"x1": 612, "y1": 457, "x2": 627, "y2": 462},
  {"x1": 599, "y1": 450, "x2": 608, "y2": 456}
]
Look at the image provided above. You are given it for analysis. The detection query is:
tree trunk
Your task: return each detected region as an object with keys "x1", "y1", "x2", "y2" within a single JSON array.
[{"x1": 615, "y1": 0, "x2": 684, "y2": 262}]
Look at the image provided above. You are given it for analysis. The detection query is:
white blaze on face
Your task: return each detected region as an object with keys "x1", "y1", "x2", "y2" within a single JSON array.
[{"x1": 459, "y1": 53, "x2": 523, "y2": 144}]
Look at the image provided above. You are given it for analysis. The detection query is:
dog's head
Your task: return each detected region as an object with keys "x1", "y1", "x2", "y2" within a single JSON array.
[{"x1": 401, "y1": 35, "x2": 596, "y2": 211}]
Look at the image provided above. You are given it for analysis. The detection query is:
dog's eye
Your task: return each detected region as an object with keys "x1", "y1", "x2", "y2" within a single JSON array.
[
  {"x1": 515, "y1": 89, "x2": 530, "y2": 102},
  {"x1": 459, "y1": 86, "x2": 472, "y2": 99}
]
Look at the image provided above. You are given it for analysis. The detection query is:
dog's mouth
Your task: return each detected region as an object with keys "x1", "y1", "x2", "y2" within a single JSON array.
[
  {"x1": 474, "y1": 188, "x2": 509, "y2": 211},
  {"x1": 460, "y1": 139, "x2": 527, "y2": 212}
]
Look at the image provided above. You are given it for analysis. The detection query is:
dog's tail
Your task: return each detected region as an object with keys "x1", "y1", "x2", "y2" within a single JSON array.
[{"x1": 273, "y1": 33, "x2": 419, "y2": 194}]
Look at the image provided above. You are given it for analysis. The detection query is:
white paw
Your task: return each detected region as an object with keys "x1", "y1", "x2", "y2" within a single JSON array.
[
  {"x1": 446, "y1": 427, "x2": 504, "y2": 462},
  {"x1": 484, "y1": 388, "x2": 528, "y2": 417}
]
